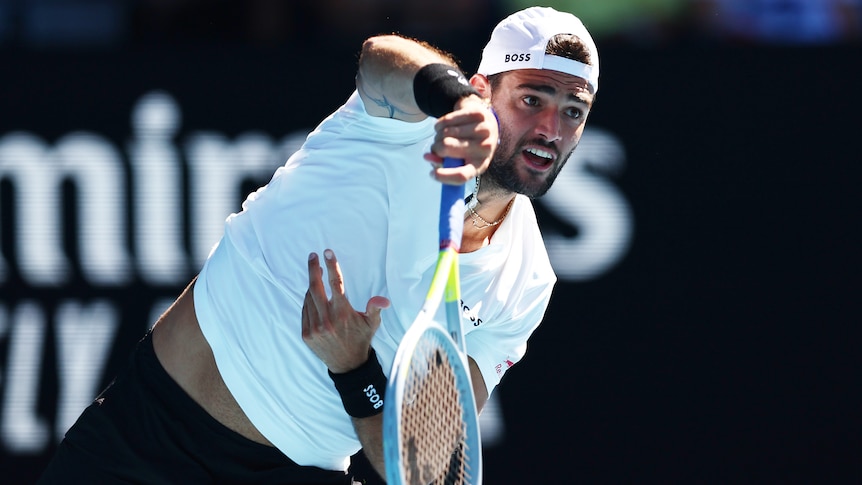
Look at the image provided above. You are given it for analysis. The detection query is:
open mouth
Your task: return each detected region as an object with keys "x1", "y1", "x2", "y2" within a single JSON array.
[{"x1": 522, "y1": 146, "x2": 555, "y2": 171}]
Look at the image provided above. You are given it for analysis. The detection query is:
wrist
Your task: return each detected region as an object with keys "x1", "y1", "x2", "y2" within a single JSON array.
[
  {"x1": 413, "y1": 63, "x2": 480, "y2": 118},
  {"x1": 328, "y1": 348, "x2": 387, "y2": 418},
  {"x1": 454, "y1": 93, "x2": 487, "y2": 111}
]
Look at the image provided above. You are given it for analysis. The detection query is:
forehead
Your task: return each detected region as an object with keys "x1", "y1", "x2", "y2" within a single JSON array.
[{"x1": 501, "y1": 68, "x2": 594, "y2": 104}]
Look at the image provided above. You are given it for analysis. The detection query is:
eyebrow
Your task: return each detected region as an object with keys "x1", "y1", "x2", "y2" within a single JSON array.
[{"x1": 517, "y1": 83, "x2": 592, "y2": 106}]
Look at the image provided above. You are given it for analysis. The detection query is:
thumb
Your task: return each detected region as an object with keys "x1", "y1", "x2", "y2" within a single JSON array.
[{"x1": 364, "y1": 296, "x2": 391, "y2": 326}]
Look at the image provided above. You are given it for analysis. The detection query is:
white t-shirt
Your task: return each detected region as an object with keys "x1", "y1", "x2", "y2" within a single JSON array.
[{"x1": 194, "y1": 91, "x2": 556, "y2": 471}]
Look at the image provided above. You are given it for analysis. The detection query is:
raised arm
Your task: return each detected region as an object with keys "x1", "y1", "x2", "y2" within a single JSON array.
[
  {"x1": 356, "y1": 35, "x2": 499, "y2": 185},
  {"x1": 356, "y1": 35, "x2": 451, "y2": 122}
]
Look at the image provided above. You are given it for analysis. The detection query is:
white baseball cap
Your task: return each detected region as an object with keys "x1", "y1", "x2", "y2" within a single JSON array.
[{"x1": 477, "y1": 7, "x2": 600, "y2": 93}]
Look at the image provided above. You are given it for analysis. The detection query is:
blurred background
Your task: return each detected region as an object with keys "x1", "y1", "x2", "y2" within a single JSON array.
[{"x1": 1, "y1": 1, "x2": 860, "y2": 483}]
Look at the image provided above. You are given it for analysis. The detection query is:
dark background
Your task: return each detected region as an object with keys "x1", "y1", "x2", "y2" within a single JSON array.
[{"x1": 1, "y1": 1, "x2": 861, "y2": 483}]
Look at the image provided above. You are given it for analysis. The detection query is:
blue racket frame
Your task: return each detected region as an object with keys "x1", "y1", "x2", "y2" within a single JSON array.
[{"x1": 383, "y1": 158, "x2": 483, "y2": 484}]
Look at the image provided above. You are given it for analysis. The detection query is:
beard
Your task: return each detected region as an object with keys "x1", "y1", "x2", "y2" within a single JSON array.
[{"x1": 483, "y1": 134, "x2": 576, "y2": 199}]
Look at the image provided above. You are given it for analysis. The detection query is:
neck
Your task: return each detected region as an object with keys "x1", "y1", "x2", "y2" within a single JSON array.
[{"x1": 461, "y1": 176, "x2": 516, "y2": 252}]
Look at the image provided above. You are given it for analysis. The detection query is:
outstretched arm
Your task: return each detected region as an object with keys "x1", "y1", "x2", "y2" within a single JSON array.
[
  {"x1": 302, "y1": 249, "x2": 489, "y2": 480},
  {"x1": 356, "y1": 35, "x2": 499, "y2": 185}
]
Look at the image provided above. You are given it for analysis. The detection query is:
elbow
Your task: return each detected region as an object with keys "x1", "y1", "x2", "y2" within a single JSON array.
[
  {"x1": 360, "y1": 36, "x2": 380, "y2": 57},
  {"x1": 363, "y1": 34, "x2": 399, "y2": 50},
  {"x1": 358, "y1": 35, "x2": 390, "y2": 74}
]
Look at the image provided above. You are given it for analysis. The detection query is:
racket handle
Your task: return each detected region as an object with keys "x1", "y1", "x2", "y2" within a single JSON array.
[{"x1": 439, "y1": 158, "x2": 465, "y2": 250}]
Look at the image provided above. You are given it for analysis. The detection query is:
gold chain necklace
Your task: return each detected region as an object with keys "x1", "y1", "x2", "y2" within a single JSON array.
[{"x1": 466, "y1": 176, "x2": 515, "y2": 229}]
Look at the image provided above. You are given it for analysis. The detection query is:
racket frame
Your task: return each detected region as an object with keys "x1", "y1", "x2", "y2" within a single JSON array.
[{"x1": 383, "y1": 158, "x2": 483, "y2": 484}]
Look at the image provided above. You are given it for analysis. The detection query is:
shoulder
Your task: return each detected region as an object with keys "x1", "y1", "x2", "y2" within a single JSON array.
[{"x1": 302, "y1": 91, "x2": 436, "y2": 151}]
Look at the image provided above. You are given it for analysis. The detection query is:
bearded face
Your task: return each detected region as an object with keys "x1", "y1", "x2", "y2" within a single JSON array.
[
  {"x1": 483, "y1": 128, "x2": 576, "y2": 198},
  {"x1": 480, "y1": 69, "x2": 592, "y2": 198}
]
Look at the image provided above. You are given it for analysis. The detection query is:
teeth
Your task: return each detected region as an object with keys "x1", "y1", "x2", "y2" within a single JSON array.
[{"x1": 525, "y1": 147, "x2": 553, "y2": 160}]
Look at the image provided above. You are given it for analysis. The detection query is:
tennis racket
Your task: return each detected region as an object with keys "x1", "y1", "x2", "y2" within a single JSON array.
[{"x1": 383, "y1": 158, "x2": 483, "y2": 485}]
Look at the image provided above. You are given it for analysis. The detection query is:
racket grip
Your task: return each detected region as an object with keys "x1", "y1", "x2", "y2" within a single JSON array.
[{"x1": 439, "y1": 158, "x2": 465, "y2": 250}]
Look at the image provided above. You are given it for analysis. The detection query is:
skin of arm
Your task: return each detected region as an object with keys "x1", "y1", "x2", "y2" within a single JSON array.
[
  {"x1": 302, "y1": 249, "x2": 489, "y2": 479},
  {"x1": 356, "y1": 35, "x2": 499, "y2": 185},
  {"x1": 356, "y1": 34, "x2": 453, "y2": 122}
]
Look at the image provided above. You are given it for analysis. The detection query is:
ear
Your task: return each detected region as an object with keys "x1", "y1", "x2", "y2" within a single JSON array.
[{"x1": 470, "y1": 74, "x2": 492, "y2": 99}]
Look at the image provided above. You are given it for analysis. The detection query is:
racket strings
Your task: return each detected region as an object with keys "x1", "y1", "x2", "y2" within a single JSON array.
[{"x1": 400, "y1": 339, "x2": 476, "y2": 484}]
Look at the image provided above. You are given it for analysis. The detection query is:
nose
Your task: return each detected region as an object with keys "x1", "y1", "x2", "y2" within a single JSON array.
[{"x1": 535, "y1": 107, "x2": 562, "y2": 143}]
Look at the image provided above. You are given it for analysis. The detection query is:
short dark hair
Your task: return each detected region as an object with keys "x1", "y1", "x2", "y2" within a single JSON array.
[
  {"x1": 487, "y1": 33, "x2": 593, "y2": 90},
  {"x1": 545, "y1": 33, "x2": 592, "y2": 65}
]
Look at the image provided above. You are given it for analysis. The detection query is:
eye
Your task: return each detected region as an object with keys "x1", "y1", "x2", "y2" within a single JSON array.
[
  {"x1": 565, "y1": 107, "x2": 583, "y2": 120},
  {"x1": 522, "y1": 95, "x2": 540, "y2": 107}
]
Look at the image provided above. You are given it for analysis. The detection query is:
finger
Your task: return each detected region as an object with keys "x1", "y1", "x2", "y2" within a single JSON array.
[
  {"x1": 433, "y1": 164, "x2": 480, "y2": 185},
  {"x1": 301, "y1": 290, "x2": 312, "y2": 339},
  {"x1": 436, "y1": 108, "x2": 487, "y2": 128},
  {"x1": 434, "y1": 111, "x2": 492, "y2": 143},
  {"x1": 307, "y1": 252, "x2": 330, "y2": 322},
  {"x1": 307, "y1": 252, "x2": 322, "y2": 289},
  {"x1": 364, "y1": 296, "x2": 391, "y2": 330},
  {"x1": 303, "y1": 288, "x2": 326, "y2": 333},
  {"x1": 322, "y1": 249, "x2": 345, "y2": 296},
  {"x1": 424, "y1": 152, "x2": 443, "y2": 168},
  {"x1": 323, "y1": 249, "x2": 351, "y2": 323},
  {"x1": 437, "y1": 121, "x2": 490, "y2": 143}
]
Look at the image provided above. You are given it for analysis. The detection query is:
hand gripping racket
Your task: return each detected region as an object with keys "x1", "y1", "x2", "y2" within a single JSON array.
[{"x1": 384, "y1": 158, "x2": 483, "y2": 485}]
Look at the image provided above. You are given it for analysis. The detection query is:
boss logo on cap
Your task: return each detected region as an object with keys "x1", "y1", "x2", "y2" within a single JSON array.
[{"x1": 504, "y1": 53, "x2": 531, "y2": 63}]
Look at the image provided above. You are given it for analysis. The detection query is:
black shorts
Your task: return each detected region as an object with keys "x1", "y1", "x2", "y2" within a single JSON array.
[{"x1": 37, "y1": 331, "x2": 355, "y2": 485}]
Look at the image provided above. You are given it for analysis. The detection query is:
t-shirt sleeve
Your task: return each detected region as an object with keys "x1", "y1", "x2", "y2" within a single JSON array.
[{"x1": 465, "y1": 275, "x2": 555, "y2": 397}]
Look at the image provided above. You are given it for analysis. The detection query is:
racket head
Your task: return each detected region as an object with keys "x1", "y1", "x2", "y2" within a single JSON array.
[{"x1": 384, "y1": 318, "x2": 482, "y2": 485}]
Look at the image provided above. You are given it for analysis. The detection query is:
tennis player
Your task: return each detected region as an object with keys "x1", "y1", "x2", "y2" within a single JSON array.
[{"x1": 38, "y1": 7, "x2": 598, "y2": 484}]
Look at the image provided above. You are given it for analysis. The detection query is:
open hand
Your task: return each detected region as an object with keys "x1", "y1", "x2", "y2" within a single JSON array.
[{"x1": 301, "y1": 249, "x2": 391, "y2": 373}]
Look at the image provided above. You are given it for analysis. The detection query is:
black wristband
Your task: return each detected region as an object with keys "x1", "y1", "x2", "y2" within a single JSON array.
[
  {"x1": 328, "y1": 349, "x2": 387, "y2": 418},
  {"x1": 413, "y1": 63, "x2": 480, "y2": 118}
]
